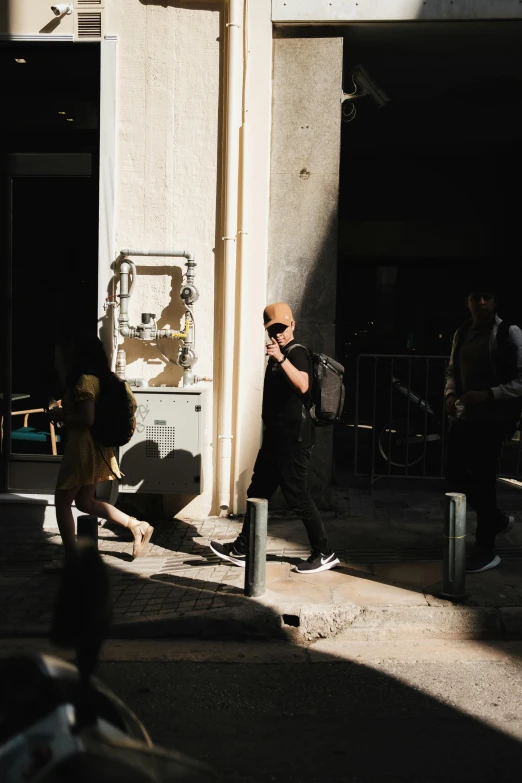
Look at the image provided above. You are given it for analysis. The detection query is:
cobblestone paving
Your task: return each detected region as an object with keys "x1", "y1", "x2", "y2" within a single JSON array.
[
  {"x1": 0, "y1": 516, "x2": 251, "y2": 631},
  {"x1": 1, "y1": 488, "x2": 522, "y2": 633}
]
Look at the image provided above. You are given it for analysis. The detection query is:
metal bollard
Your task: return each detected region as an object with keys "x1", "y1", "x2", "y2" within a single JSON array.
[
  {"x1": 244, "y1": 498, "x2": 268, "y2": 598},
  {"x1": 76, "y1": 515, "x2": 99, "y2": 547},
  {"x1": 441, "y1": 492, "x2": 466, "y2": 600}
]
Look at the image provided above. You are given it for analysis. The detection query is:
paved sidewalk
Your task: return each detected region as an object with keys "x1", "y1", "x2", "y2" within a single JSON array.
[{"x1": 2, "y1": 487, "x2": 522, "y2": 642}]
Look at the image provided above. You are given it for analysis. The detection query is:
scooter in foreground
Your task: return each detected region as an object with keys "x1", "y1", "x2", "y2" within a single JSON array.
[{"x1": 0, "y1": 542, "x2": 217, "y2": 782}]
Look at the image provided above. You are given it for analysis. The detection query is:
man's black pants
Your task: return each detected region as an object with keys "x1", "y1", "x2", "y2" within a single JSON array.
[
  {"x1": 237, "y1": 443, "x2": 329, "y2": 553},
  {"x1": 445, "y1": 419, "x2": 508, "y2": 553}
]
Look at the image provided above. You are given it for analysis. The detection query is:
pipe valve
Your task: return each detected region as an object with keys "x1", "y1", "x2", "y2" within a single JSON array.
[{"x1": 181, "y1": 283, "x2": 199, "y2": 306}]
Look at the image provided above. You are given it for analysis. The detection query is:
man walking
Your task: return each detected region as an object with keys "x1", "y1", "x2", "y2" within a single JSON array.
[
  {"x1": 210, "y1": 302, "x2": 339, "y2": 574},
  {"x1": 445, "y1": 284, "x2": 522, "y2": 573}
]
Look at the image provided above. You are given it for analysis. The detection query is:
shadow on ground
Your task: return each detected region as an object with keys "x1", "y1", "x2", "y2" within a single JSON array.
[
  {"x1": 98, "y1": 644, "x2": 522, "y2": 782},
  {"x1": 2, "y1": 485, "x2": 522, "y2": 636}
]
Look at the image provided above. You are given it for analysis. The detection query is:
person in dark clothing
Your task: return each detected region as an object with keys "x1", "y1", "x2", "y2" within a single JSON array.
[
  {"x1": 210, "y1": 302, "x2": 339, "y2": 574},
  {"x1": 445, "y1": 284, "x2": 522, "y2": 574}
]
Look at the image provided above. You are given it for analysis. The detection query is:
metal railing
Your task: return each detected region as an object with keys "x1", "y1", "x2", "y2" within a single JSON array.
[
  {"x1": 353, "y1": 353, "x2": 522, "y2": 489},
  {"x1": 354, "y1": 354, "x2": 450, "y2": 488}
]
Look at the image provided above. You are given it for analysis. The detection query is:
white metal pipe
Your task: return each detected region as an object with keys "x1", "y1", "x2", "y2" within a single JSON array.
[
  {"x1": 111, "y1": 317, "x2": 119, "y2": 372},
  {"x1": 118, "y1": 260, "x2": 131, "y2": 325},
  {"x1": 231, "y1": 0, "x2": 252, "y2": 512},
  {"x1": 217, "y1": 0, "x2": 244, "y2": 514},
  {"x1": 232, "y1": 135, "x2": 250, "y2": 508},
  {"x1": 128, "y1": 260, "x2": 137, "y2": 299},
  {"x1": 120, "y1": 249, "x2": 194, "y2": 261},
  {"x1": 115, "y1": 348, "x2": 126, "y2": 379},
  {"x1": 117, "y1": 251, "x2": 196, "y2": 352}
]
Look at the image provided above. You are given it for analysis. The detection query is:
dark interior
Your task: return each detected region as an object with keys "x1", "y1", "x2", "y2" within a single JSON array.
[
  {"x1": 335, "y1": 21, "x2": 522, "y2": 483},
  {"x1": 0, "y1": 42, "x2": 100, "y2": 461},
  {"x1": 338, "y1": 21, "x2": 522, "y2": 360}
]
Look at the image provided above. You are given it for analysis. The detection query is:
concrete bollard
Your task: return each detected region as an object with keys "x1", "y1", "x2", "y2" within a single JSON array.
[
  {"x1": 244, "y1": 498, "x2": 268, "y2": 598},
  {"x1": 441, "y1": 492, "x2": 466, "y2": 600},
  {"x1": 77, "y1": 515, "x2": 99, "y2": 547}
]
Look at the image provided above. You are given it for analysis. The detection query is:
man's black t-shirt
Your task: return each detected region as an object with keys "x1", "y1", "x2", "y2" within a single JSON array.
[{"x1": 262, "y1": 340, "x2": 314, "y2": 452}]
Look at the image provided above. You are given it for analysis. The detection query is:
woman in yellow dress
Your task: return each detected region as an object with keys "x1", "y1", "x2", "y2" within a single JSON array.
[{"x1": 46, "y1": 333, "x2": 153, "y2": 572}]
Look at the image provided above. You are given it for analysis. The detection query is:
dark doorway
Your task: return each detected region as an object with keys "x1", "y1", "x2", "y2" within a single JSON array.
[
  {"x1": 334, "y1": 22, "x2": 522, "y2": 485},
  {"x1": 10, "y1": 174, "x2": 99, "y2": 454},
  {"x1": 1, "y1": 42, "x2": 100, "y2": 491}
]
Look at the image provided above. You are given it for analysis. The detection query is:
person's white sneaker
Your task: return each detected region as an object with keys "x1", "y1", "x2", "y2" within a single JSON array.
[
  {"x1": 209, "y1": 540, "x2": 247, "y2": 567},
  {"x1": 294, "y1": 551, "x2": 340, "y2": 574},
  {"x1": 465, "y1": 552, "x2": 501, "y2": 573}
]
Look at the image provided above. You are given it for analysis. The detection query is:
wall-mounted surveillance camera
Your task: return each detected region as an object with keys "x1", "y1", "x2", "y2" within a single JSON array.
[
  {"x1": 51, "y1": 4, "x2": 73, "y2": 16},
  {"x1": 341, "y1": 65, "x2": 390, "y2": 109},
  {"x1": 352, "y1": 65, "x2": 390, "y2": 108}
]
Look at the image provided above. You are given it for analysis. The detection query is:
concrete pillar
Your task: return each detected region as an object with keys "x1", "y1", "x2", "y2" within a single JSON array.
[{"x1": 268, "y1": 36, "x2": 343, "y2": 506}]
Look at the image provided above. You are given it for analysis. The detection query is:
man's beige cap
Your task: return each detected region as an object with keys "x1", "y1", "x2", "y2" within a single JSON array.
[{"x1": 263, "y1": 302, "x2": 294, "y2": 329}]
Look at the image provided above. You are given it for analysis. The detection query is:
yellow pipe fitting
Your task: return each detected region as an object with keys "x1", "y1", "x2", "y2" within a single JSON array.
[{"x1": 170, "y1": 313, "x2": 191, "y2": 340}]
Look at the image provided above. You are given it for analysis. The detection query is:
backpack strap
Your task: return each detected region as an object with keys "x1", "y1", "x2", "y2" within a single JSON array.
[
  {"x1": 285, "y1": 343, "x2": 309, "y2": 356},
  {"x1": 97, "y1": 442, "x2": 121, "y2": 481},
  {"x1": 452, "y1": 319, "x2": 472, "y2": 360},
  {"x1": 495, "y1": 319, "x2": 514, "y2": 384},
  {"x1": 496, "y1": 319, "x2": 510, "y2": 344},
  {"x1": 450, "y1": 319, "x2": 473, "y2": 398},
  {"x1": 282, "y1": 343, "x2": 313, "y2": 409}
]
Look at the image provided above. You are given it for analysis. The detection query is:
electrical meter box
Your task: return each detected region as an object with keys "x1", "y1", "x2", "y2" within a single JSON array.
[{"x1": 118, "y1": 387, "x2": 210, "y2": 495}]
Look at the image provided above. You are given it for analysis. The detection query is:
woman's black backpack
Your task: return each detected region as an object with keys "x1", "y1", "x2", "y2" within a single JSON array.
[{"x1": 91, "y1": 374, "x2": 135, "y2": 448}]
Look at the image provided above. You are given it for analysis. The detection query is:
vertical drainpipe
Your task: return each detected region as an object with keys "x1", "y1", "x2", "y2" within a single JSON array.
[
  {"x1": 232, "y1": 0, "x2": 250, "y2": 513},
  {"x1": 218, "y1": 0, "x2": 244, "y2": 514}
]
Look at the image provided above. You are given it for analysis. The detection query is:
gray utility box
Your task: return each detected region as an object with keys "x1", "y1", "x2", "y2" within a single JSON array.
[{"x1": 118, "y1": 387, "x2": 210, "y2": 495}]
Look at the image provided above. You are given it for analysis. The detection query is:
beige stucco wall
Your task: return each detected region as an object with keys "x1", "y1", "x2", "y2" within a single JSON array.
[
  {"x1": 106, "y1": 0, "x2": 274, "y2": 517},
  {"x1": 109, "y1": 0, "x2": 221, "y2": 390},
  {"x1": 107, "y1": 1, "x2": 222, "y2": 517},
  {"x1": 2, "y1": 1, "x2": 74, "y2": 36}
]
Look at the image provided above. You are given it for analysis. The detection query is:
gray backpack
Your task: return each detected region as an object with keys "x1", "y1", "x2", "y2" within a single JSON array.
[{"x1": 287, "y1": 344, "x2": 345, "y2": 426}]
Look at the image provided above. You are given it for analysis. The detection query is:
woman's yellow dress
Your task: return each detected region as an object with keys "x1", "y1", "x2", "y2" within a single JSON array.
[{"x1": 56, "y1": 374, "x2": 136, "y2": 490}]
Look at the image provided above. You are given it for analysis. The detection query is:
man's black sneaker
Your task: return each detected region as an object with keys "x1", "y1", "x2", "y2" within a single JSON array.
[
  {"x1": 295, "y1": 551, "x2": 340, "y2": 574},
  {"x1": 497, "y1": 514, "x2": 515, "y2": 538},
  {"x1": 209, "y1": 540, "x2": 246, "y2": 567},
  {"x1": 465, "y1": 552, "x2": 501, "y2": 574}
]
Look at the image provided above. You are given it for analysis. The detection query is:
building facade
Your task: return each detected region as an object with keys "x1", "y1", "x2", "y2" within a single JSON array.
[{"x1": 2, "y1": 0, "x2": 521, "y2": 520}]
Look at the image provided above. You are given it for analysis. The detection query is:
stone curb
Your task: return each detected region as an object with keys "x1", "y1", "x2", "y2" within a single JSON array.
[
  {"x1": 296, "y1": 605, "x2": 505, "y2": 642},
  {"x1": 3, "y1": 603, "x2": 522, "y2": 642}
]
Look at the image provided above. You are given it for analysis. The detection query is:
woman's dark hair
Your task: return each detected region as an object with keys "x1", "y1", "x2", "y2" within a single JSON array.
[{"x1": 60, "y1": 331, "x2": 113, "y2": 391}]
